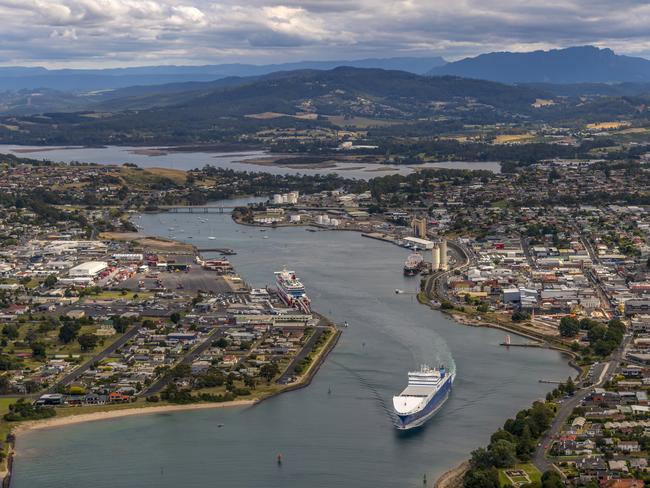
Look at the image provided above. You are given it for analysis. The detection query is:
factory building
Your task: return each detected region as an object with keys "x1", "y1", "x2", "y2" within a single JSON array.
[{"x1": 68, "y1": 261, "x2": 108, "y2": 278}]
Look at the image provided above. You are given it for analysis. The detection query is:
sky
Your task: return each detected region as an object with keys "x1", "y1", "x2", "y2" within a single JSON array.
[{"x1": 1, "y1": 0, "x2": 649, "y2": 67}]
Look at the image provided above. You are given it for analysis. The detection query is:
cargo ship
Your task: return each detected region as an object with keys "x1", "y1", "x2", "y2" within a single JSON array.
[
  {"x1": 403, "y1": 252, "x2": 424, "y2": 276},
  {"x1": 392, "y1": 365, "x2": 454, "y2": 430},
  {"x1": 275, "y1": 268, "x2": 311, "y2": 313}
]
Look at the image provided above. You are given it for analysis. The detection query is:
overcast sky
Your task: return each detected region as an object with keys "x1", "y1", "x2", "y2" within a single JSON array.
[{"x1": 1, "y1": 0, "x2": 649, "y2": 67}]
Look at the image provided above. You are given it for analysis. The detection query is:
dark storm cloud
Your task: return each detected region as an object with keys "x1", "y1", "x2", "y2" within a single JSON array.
[{"x1": 0, "y1": 0, "x2": 647, "y2": 67}]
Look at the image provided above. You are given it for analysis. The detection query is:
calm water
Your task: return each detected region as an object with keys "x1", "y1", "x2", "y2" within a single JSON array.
[
  {"x1": 0, "y1": 145, "x2": 500, "y2": 179},
  {"x1": 12, "y1": 199, "x2": 567, "y2": 488}
]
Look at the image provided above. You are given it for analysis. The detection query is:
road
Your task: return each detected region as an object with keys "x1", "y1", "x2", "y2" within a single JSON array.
[
  {"x1": 143, "y1": 327, "x2": 225, "y2": 396},
  {"x1": 520, "y1": 235, "x2": 536, "y2": 269},
  {"x1": 424, "y1": 240, "x2": 472, "y2": 304},
  {"x1": 277, "y1": 327, "x2": 326, "y2": 384},
  {"x1": 46, "y1": 324, "x2": 142, "y2": 394},
  {"x1": 532, "y1": 334, "x2": 631, "y2": 473}
]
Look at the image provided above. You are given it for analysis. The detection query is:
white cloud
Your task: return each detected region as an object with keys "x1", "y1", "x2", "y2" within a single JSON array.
[{"x1": 0, "y1": 0, "x2": 647, "y2": 66}]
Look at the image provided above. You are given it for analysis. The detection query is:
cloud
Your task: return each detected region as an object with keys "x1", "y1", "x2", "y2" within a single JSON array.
[{"x1": 0, "y1": 0, "x2": 648, "y2": 67}]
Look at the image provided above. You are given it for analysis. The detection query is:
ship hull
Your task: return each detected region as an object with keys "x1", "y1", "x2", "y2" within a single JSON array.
[{"x1": 395, "y1": 375, "x2": 453, "y2": 430}]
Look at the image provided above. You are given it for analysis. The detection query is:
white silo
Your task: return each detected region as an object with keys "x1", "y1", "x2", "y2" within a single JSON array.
[
  {"x1": 431, "y1": 245, "x2": 440, "y2": 270},
  {"x1": 440, "y1": 239, "x2": 448, "y2": 271}
]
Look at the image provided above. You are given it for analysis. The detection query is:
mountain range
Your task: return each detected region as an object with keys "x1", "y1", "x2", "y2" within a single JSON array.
[
  {"x1": 0, "y1": 56, "x2": 445, "y2": 92},
  {"x1": 428, "y1": 46, "x2": 650, "y2": 84}
]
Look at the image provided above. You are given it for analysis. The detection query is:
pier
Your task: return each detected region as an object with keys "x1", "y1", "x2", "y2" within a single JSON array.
[{"x1": 196, "y1": 248, "x2": 236, "y2": 255}]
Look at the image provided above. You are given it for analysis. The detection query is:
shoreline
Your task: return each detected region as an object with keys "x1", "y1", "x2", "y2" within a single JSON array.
[{"x1": 12, "y1": 400, "x2": 257, "y2": 436}]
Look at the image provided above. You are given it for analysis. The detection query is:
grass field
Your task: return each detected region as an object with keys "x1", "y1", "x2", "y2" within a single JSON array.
[
  {"x1": 586, "y1": 121, "x2": 630, "y2": 130},
  {"x1": 326, "y1": 115, "x2": 402, "y2": 128},
  {"x1": 498, "y1": 463, "x2": 541, "y2": 487},
  {"x1": 494, "y1": 133, "x2": 535, "y2": 144}
]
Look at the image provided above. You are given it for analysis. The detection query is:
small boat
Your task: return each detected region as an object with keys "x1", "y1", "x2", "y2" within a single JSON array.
[
  {"x1": 263, "y1": 235, "x2": 269, "y2": 239},
  {"x1": 208, "y1": 237, "x2": 216, "y2": 240},
  {"x1": 395, "y1": 289, "x2": 404, "y2": 294}
]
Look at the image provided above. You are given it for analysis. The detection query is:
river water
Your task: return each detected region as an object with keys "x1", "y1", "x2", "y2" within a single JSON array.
[
  {"x1": 0, "y1": 145, "x2": 501, "y2": 179},
  {"x1": 12, "y1": 198, "x2": 569, "y2": 488}
]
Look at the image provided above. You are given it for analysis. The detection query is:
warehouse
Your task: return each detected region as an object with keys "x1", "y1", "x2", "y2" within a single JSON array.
[{"x1": 69, "y1": 261, "x2": 108, "y2": 278}]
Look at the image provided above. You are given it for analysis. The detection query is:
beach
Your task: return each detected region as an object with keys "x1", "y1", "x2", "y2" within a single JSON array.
[{"x1": 12, "y1": 400, "x2": 257, "y2": 435}]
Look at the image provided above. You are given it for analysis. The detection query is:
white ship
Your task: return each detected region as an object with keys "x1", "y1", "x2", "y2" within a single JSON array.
[
  {"x1": 393, "y1": 365, "x2": 454, "y2": 430},
  {"x1": 274, "y1": 269, "x2": 311, "y2": 312}
]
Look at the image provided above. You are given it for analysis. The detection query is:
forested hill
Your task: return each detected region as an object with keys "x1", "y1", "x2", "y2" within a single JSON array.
[{"x1": 0, "y1": 67, "x2": 548, "y2": 145}]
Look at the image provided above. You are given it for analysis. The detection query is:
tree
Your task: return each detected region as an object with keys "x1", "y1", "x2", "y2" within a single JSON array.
[
  {"x1": 541, "y1": 470, "x2": 564, "y2": 488},
  {"x1": 488, "y1": 439, "x2": 517, "y2": 468},
  {"x1": 516, "y1": 424, "x2": 535, "y2": 460},
  {"x1": 587, "y1": 324, "x2": 607, "y2": 344},
  {"x1": 559, "y1": 316, "x2": 580, "y2": 337},
  {"x1": 463, "y1": 468, "x2": 499, "y2": 488},
  {"x1": 170, "y1": 312, "x2": 181, "y2": 324},
  {"x1": 77, "y1": 333, "x2": 99, "y2": 351},
  {"x1": 31, "y1": 342, "x2": 46, "y2": 360},
  {"x1": 469, "y1": 447, "x2": 493, "y2": 470},
  {"x1": 58, "y1": 321, "x2": 80, "y2": 343},
  {"x1": 565, "y1": 376, "x2": 576, "y2": 395},
  {"x1": 44, "y1": 274, "x2": 58, "y2": 287},
  {"x1": 2, "y1": 324, "x2": 19, "y2": 340},
  {"x1": 260, "y1": 363, "x2": 280, "y2": 383}
]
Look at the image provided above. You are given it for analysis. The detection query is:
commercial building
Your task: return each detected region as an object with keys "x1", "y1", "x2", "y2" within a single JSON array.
[
  {"x1": 404, "y1": 236, "x2": 434, "y2": 250},
  {"x1": 68, "y1": 261, "x2": 108, "y2": 278}
]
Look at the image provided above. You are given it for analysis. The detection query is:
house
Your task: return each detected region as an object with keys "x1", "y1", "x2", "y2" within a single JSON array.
[
  {"x1": 107, "y1": 392, "x2": 131, "y2": 403},
  {"x1": 618, "y1": 440, "x2": 640, "y2": 453}
]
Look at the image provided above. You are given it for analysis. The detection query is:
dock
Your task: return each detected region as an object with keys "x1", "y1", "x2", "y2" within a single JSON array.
[{"x1": 196, "y1": 248, "x2": 236, "y2": 255}]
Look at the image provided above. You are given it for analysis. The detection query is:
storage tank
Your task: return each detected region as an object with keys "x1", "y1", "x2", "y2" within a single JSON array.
[
  {"x1": 431, "y1": 245, "x2": 440, "y2": 270},
  {"x1": 440, "y1": 239, "x2": 448, "y2": 271}
]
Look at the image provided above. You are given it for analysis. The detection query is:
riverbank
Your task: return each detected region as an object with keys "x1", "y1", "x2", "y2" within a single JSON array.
[{"x1": 434, "y1": 461, "x2": 469, "y2": 488}]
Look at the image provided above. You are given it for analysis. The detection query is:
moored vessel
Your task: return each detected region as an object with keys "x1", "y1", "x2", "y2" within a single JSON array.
[
  {"x1": 275, "y1": 268, "x2": 311, "y2": 312},
  {"x1": 403, "y1": 252, "x2": 424, "y2": 276}
]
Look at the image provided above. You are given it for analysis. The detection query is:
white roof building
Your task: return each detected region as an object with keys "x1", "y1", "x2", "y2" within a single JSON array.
[{"x1": 69, "y1": 261, "x2": 108, "y2": 277}]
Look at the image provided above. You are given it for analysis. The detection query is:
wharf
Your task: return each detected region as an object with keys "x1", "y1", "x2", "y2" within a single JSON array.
[
  {"x1": 499, "y1": 342, "x2": 542, "y2": 348},
  {"x1": 361, "y1": 232, "x2": 400, "y2": 246},
  {"x1": 196, "y1": 248, "x2": 236, "y2": 255}
]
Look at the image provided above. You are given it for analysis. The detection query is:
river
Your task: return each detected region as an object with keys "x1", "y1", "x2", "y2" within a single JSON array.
[
  {"x1": 0, "y1": 145, "x2": 501, "y2": 179},
  {"x1": 11, "y1": 198, "x2": 569, "y2": 488}
]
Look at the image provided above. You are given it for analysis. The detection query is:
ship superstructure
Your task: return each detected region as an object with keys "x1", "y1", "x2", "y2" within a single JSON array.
[{"x1": 275, "y1": 268, "x2": 311, "y2": 313}]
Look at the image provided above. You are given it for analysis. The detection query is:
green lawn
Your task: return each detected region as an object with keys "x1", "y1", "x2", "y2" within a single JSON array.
[{"x1": 498, "y1": 463, "x2": 541, "y2": 487}]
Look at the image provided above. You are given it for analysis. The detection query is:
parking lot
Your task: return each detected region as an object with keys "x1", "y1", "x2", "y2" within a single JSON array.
[{"x1": 121, "y1": 266, "x2": 234, "y2": 295}]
